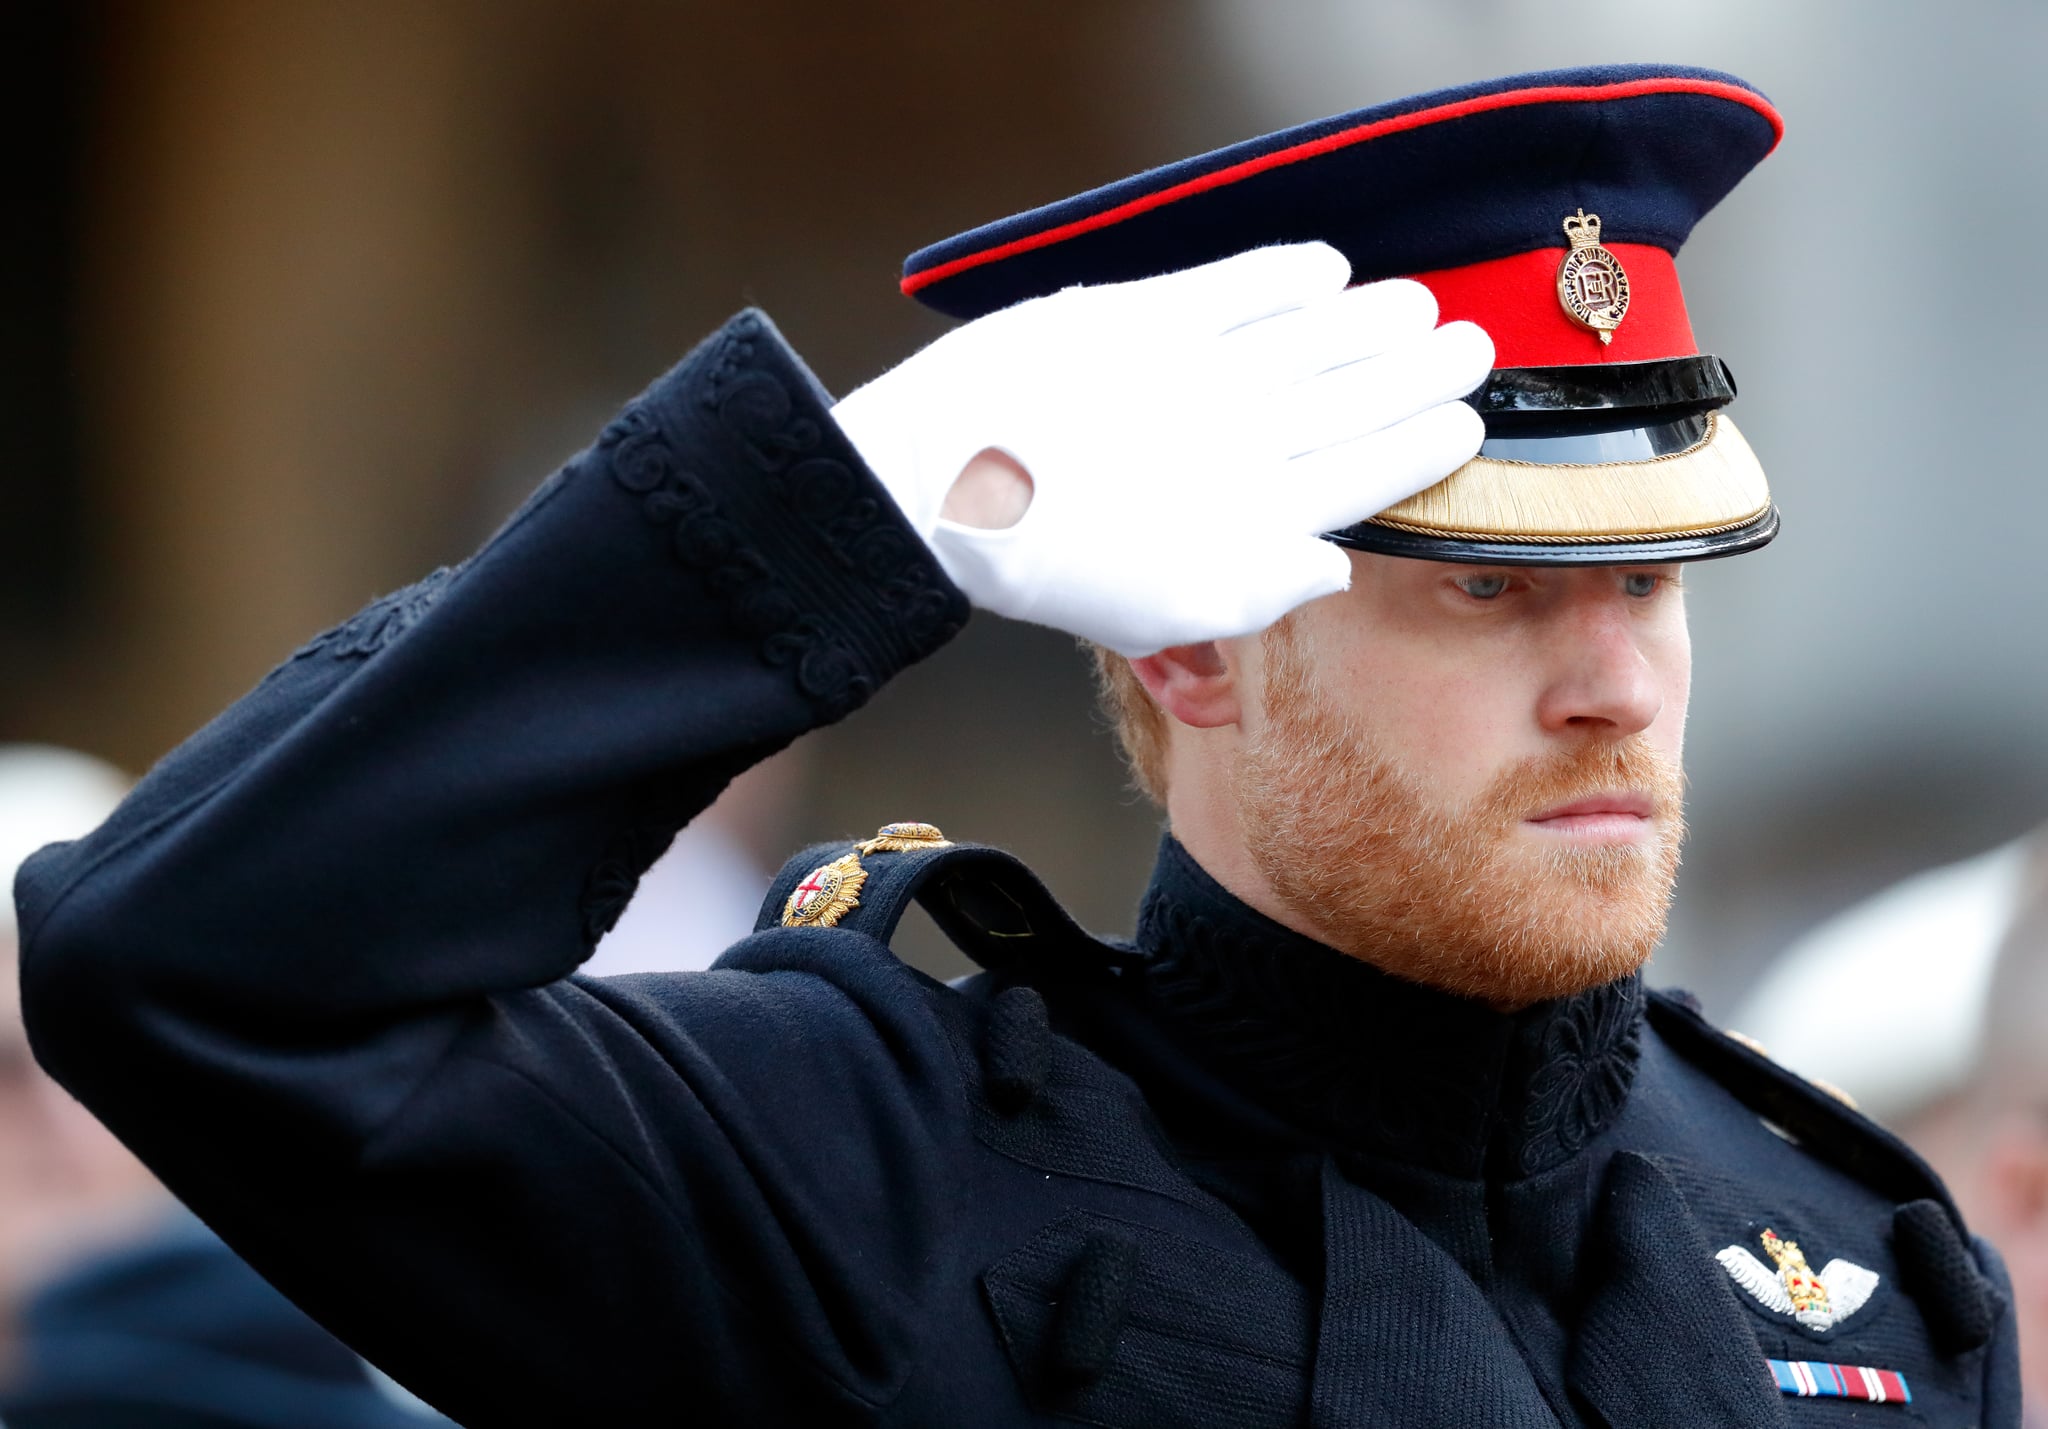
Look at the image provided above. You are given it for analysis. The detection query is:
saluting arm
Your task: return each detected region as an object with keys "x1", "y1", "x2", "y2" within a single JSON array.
[
  {"x1": 16, "y1": 310, "x2": 974, "y2": 1418},
  {"x1": 18, "y1": 308, "x2": 962, "y2": 1042}
]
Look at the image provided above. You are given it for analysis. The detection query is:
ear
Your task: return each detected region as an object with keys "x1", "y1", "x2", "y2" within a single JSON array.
[{"x1": 1129, "y1": 642, "x2": 1242, "y2": 729}]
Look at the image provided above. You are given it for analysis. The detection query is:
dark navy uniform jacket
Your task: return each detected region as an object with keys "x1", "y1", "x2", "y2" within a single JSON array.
[{"x1": 14, "y1": 313, "x2": 2025, "y2": 1427}]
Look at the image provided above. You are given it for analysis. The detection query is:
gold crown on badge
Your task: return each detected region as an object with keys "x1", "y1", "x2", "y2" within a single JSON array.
[
  {"x1": 1560, "y1": 208, "x2": 1603, "y2": 246},
  {"x1": 1761, "y1": 1229, "x2": 1830, "y2": 1317}
]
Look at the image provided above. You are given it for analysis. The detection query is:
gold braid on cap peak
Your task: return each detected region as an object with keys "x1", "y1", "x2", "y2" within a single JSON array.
[
  {"x1": 1367, "y1": 512, "x2": 1770, "y2": 546},
  {"x1": 1371, "y1": 413, "x2": 1770, "y2": 542}
]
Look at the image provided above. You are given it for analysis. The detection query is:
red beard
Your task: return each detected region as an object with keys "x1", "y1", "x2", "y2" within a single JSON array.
[{"x1": 1235, "y1": 618, "x2": 1685, "y2": 1008}]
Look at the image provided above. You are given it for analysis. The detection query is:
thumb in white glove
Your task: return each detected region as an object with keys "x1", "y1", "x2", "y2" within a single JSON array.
[{"x1": 831, "y1": 242, "x2": 1493, "y2": 656}]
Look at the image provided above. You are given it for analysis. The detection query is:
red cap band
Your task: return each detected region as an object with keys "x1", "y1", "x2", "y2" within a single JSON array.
[{"x1": 1408, "y1": 243, "x2": 1697, "y2": 368}]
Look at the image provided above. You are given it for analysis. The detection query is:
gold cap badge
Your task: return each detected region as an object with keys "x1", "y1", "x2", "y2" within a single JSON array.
[{"x1": 1555, "y1": 209, "x2": 1631, "y2": 344}]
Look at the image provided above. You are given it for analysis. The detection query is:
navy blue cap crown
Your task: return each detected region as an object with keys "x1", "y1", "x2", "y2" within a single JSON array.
[{"x1": 901, "y1": 64, "x2": 1781, "y2": 323}]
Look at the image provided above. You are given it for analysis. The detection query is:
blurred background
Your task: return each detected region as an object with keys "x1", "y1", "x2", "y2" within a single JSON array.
[
  {"x1": 9, "y1": 0, "x2": 2048, "y2": 1417},
  {"x1": 8, "y1": 0, "x2": 2048, "y2": 1019}
]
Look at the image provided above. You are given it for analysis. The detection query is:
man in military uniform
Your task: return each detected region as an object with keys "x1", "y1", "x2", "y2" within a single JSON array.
[{"x1": 13, "y1": 65, "x2": 2025, "y2": 1425}]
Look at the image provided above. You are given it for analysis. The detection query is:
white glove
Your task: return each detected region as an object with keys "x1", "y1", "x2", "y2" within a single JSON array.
[{"x1": 831, "y1": 242, "x2": 1493, "y2": 656}]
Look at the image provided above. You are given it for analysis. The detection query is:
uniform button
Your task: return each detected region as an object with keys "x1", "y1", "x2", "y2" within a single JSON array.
[
  {"x1": 983, "y1": 985, "x2": 1052, "y2": 1115},
  {"x1": 1894, "y1": 1199, "x2": 1997, "y2": 1354},
  {"x1": 1046, "y1": 1228, "x2": 1140, "y2": 1388}
]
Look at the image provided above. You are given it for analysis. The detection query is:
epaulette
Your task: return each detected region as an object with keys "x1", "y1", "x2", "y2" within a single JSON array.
[
  {"x1": 1646, "y1": 988, "x2": 1966, "y2": 1231},
  {"x1": 756, "y1": 822, "x2": 1144, "y2": 982}
]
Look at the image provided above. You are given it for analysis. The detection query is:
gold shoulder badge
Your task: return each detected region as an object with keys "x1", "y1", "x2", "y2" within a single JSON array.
[
  {"x1": 1725, "y1": 1029, "x2": 1860, "y2": 1109},
  {"x1": 856, "y1": 821, "x2": 952, "y2": 855},
  {"x1": 782, "y1": 853, "x2": 868, "y2": 929},
  {"x1": 1716, "y1": 1228, "x2": 1880, "y2": 1332},
  {"x1": 781, "y1": 822, "x2": 949, "y2": 929},
  {"x1": 1556, "y1": 208, "x2": 1631, "y2": 344}
]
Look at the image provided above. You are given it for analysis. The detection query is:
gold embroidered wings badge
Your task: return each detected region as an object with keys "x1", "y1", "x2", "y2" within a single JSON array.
[{"x1": 1716, "y1": 1228, "x2": 1880, "y2": 1332}]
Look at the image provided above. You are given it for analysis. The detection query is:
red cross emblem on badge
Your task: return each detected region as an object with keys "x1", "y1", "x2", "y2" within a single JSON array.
[{"x1": 791, "y1": 867, "x2": 833, "y2": 910}]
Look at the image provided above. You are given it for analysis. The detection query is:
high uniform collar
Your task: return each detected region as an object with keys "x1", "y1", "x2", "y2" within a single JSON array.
[{"x1": 1134, "y1": 836, "x2": 1644, "y2": 1181}]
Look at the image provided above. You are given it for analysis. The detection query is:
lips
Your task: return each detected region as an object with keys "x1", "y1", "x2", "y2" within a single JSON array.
[
  {"x1": 1522, "y1": 792, "x2": 1658, "y2": 843},
  {"x1": 1527, "y1": 793, "x2": 1655, "y2": 823}
]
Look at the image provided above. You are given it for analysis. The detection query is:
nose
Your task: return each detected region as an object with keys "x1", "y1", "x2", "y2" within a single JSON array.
[{"x1": 1533, "y1": 596, "x2": 1663, "y2": 738}]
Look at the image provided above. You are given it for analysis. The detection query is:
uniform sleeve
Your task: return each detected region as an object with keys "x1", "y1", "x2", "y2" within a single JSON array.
[{"x1": 13, "y1": 310, "x2": 974, "y2": 1421}]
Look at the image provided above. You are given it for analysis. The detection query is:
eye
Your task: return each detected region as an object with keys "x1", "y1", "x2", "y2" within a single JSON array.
[
  {"x1": 1456, "y1": 572, "x2": 1510, "y2": 600},
  {"x1": 1621, "y1": 571, "x2": 1664, "y2": 598}
]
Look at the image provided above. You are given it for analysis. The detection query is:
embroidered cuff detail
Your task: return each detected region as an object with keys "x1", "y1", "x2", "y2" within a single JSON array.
[{"x1": 598, "y1": 311, "x2": 967, "y2": 720}]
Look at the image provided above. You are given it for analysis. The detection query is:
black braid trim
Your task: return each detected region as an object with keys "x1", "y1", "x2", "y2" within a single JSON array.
[{"x1": 290, "y1": 565, "x2": 461, "y2": 663}]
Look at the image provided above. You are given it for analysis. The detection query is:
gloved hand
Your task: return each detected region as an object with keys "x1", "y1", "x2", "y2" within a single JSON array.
[{"x1": 831, "y1": 242, "x2": 1492, "y2": 656}]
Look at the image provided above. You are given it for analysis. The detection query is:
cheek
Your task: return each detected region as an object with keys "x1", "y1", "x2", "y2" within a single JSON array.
[
  {"x1": 1648, "y1": 612, "x2": 1693, "y2": 759},
  {"x1": 1333, "y1": 644, "x2": 1537, "y2": 802}
]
